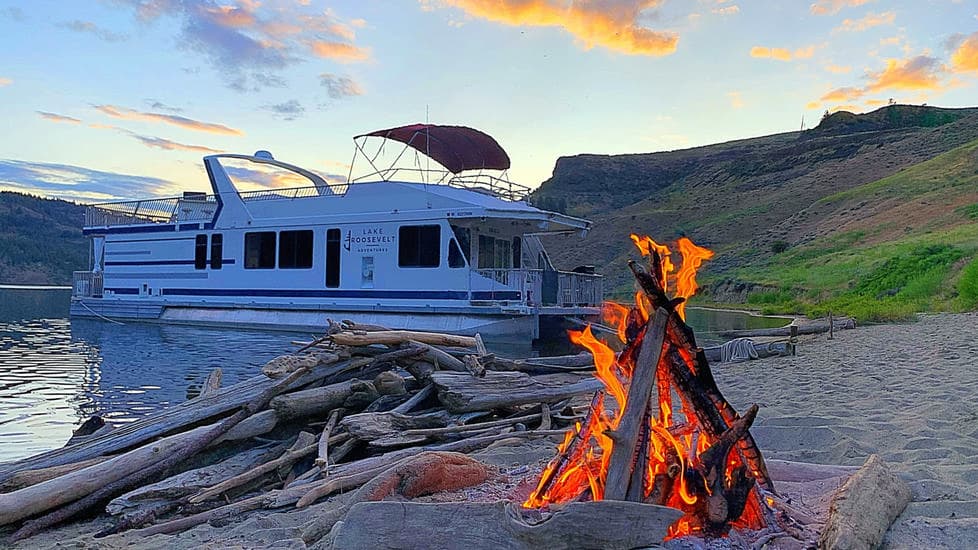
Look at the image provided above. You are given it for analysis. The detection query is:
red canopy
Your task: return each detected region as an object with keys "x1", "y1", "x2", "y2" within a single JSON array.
[{"x1": 356, "y1": 124, "x2": 510, "y2": 174}]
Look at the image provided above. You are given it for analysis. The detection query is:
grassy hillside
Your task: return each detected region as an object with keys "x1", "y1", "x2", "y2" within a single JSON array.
[
  {"x1": 533, "y1": 105, "x2": 978, "y2": 321},
  {"x1": 0, "y1": 192, "x2": 87, "y2": 285},
  {"x1": 727, "y1": 137, "x2": 978, "y2": 321}
]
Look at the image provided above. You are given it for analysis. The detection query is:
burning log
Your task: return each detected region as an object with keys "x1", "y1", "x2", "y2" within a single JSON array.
[{"x1": 524, "y1": 233, "x2": 777, "y2": 542}]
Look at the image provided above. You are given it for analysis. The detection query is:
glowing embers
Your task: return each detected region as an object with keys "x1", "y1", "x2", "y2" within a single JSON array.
[{"x1": 523, "y1": 235, "x2": 773, "y2": 540}]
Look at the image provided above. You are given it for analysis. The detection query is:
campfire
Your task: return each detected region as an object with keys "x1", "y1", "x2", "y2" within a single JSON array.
[{"x1": 524, "y1": 234, "x2": 776, "y2": 540}]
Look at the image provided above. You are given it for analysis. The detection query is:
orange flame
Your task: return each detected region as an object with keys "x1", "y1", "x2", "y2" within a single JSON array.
[
  {"x1": 524, "y1": 234, "x2": 753, "y2": 541},
  {"x1": 674, "y1": 237, "x2": 715, "y2": 319}
]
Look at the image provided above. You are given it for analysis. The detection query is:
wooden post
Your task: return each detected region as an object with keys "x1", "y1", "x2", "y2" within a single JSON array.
[
  {"x1": 828, "y1": 311, "x2": 834, "y2": 340},
  {"x1": 603, "y1": 308, "x2": 668, "y2": 502}
]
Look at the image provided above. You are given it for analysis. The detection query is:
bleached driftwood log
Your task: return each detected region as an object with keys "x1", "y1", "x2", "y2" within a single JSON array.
[
  {"x1": 431, "y1": 371, "x2": 603, "y2": 413},
  {"x1": 0, "y1": 361, "x2": 352, "y2": 481},
  {"x1": 199, "y1": 367, "x2": 223, "y2": 398},
  {"x1": 330, "y1": 500, "x2": 684, "y2": 550},
  {"x1": 718, "y1": 317, "x2": 855, "y2": 339},
  {"x1": 269, "y1": 380, "x2": 356, "y2": 420},
  {"x1": 0, "y1": 457, "x2": 108, "y2": 494},
  {"x1": 818, "y1": 454, "x2": 911, "y2": 550},
  {"x1": 331, "y1": 330, "x2": 476, "y2": 348}
]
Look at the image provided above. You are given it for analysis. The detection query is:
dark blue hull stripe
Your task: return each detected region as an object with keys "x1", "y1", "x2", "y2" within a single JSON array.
[
  {"x1": 106, "y1": 259, "x2": 236, "y2": 266},
  {"x1": 105, "y1": 287, "x2": 140, "y2": 294},
  {"x1": 160, "y1": 288, "x2": 471, "y2": 300}
]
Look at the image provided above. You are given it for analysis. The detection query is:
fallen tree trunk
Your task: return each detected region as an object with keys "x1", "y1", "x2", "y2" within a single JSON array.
[
  {"x1": 718, "y1": 317, "x2": 855, "y2": 339},
  {"x1": 0, "y1": 361, "x2": 351, "y2": 481},
  {"x1": 0, "y1": 457, "x2": 108, "y2": 494},
  {"x1": 9, "y1": 367, "x2": 313, "y2": 541},
  {"x1": 330, "y1": 500, "x2": 683, "y2": 550},
  {"x1": 702, "y1": 340, "x2": 794, "y2": 363},
  {"x1": 331, "y1": 330, "x2": 476, "y2": 348},
  {"x1": 819, "y1": 454, "x2": 911, "y2": 550},
  {"x1": 269, "y1": 380, "x2": 356, "y2": 420},
  {"x1": 431, "y1": 371, "x2": 603, "y2": 413}
]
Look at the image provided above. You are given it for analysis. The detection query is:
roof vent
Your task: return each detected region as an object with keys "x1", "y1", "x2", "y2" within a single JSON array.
[{"x1": 254, "y1": 150, "x2": 274, "y2": 160}]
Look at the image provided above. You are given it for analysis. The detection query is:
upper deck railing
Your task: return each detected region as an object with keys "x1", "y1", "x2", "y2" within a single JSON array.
[
  {"x1": 350, "y1": 167, "x2": 532, "y2": 202},
  {"x1": 85, "y1": 195, "x2": 219, "y2": 227}
]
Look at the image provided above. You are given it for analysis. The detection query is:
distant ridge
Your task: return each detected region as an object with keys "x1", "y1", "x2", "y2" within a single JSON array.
[{"x1": 0, "y1": 192, "x2": 86, "y2": 285}]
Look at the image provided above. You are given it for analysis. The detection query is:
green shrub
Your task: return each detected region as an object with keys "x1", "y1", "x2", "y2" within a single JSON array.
[
  {"x1": 770, "y1": 240, "x2": 789, "y2": 254},
  {"x1": 958, "y1": 257, "x2": 978, "y2": 309}
]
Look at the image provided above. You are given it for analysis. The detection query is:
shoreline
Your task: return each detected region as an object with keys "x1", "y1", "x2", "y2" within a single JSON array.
[{"x1": 0, "y1": 285, "x2": 72, "y2": 290}]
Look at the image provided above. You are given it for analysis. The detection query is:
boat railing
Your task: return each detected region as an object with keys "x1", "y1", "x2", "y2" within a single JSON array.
[
  {"x1": 557, "y1": 271, "x2": 604, "y2": 307},
  {"x1": 85, "y1": 195, "x2": 219, "y2": 227},
  {"x1": 471, "y1": 268, "x2": 603, "y2": 307},
  {"x1": 237, "y1": 183, "x2": 349, "y2": 201},
  {"x1": 72, "y1": 271, "x2": 103, "y2": 298},
  {"x1": 351, "y1": 167, "x2": 531, "y2": 202}
]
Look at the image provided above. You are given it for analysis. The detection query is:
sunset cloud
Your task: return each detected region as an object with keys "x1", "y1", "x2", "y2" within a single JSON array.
[
  {"x1": 0, "y1": 159, "x2": 177, "y2": 201},
  {"x1": 820, "y1": 86, "x2": 865, "y2": 102},
  {"x1": 319, "y1": 73, "x2": 363, "y2": 98},
  {"x1": 950, "y1": 32, "x2": 978, "y2": 74},
  {"x1": 825, "y1": 63, "x2": 852, "y2": 74},
  {"x1": 114, "y1": 1, "x2": 369, "y2": 90},
  {"x1": 0, "y1": 77, "x2": 11, "y2": 87},
  {"x1": 835, "y1": 11, "x2": 895, "y2": 33},
  {"x1": 309, "y1": 41, "x2": 370, "y2": 62},
  {"x1": 129, "y1": 135, "x2": 222, "y2": 154},
  {"x1": 810, "y1": 0, "x2": 874, "y2": 16},
  {"x1": 36, "y1": 111, "x2": 82, "y2": 124},
  {"x1": 93, "y1": 105, "x2": 244, "y2": 136},
  {"x1": 429, "y1": 0, "x2": 679, "y2": 56},
  {"x1": 712, "y1": 5, "x2": 739, "y2": 15},
  {"x1": 59, "y1": 20, "x2": 127, "y2": 42},
  {"x1": 750, "y1": 45, "x2": 815, "y2": 61},
  {"x1": 865, "y1": 55, "x2": 946, "y2": 92},
  {"x1": 727, "y1": 91, "x2": 744, "y2": 108}
]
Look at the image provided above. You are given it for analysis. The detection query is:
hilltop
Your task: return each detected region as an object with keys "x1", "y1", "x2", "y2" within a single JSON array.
[
  {"x1": 533, "y1": 105, "x2": 978, "y2": 320},
  {"x1": 0, "y1": 192, "x2": 87, "y2": 285}
]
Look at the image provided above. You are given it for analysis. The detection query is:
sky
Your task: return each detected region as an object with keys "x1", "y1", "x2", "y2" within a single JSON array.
[{"x1": 1, "y1": 0, "x2": 977, "y2": 202}]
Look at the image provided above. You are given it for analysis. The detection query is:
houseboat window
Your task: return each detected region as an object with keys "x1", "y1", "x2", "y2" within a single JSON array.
[
  {"x1": 448, "y1": 238, "x2": 465, "y2": 268},
  {"x1": 325, "y1": 228, "x2": 341, "y2": 287},
  {"x1": 245, "y1": 231, "x2": 276, "y2": 269},
  {"x1": 279, "y1": 230, "x2": 314, "y2": 269},
  {"x1": 494, "y1": 238, "x2": 512, "y2": 269},
  {"x1": 477, "y1": 235, "x2": 495, "y2": 268},
  {"x1": 512, "y1": 237, "x2": 522, "y2": 269},
  {"x1": 450, "y1": 225, "x2": 471, "y2": 260},
  {"x1": 210, "y1": 234, "x2": 223, "y2": 269},
  {"x1": 194, "y1": 235, "x2": 207, "y2": 270},
  {"x1": 399, "y1": 225, "x2": 440, "y2": 268}
]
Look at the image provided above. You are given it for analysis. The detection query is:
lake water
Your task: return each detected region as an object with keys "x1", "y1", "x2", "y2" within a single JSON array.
[{"x1": 0, "y1": 287, "x2": 788, "y2": 463}]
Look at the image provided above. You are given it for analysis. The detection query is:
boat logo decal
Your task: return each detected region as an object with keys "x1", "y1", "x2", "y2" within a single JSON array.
[{"x1": 344, "y1": 227, "x2": 394, "y2": 254}]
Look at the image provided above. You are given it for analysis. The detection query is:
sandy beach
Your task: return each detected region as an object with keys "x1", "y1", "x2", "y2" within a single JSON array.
[
  {"x1": 716, "y1": 312, "x2": 978, "y2": 549},
  {"x1": 10, "y1": 313, "x2": 978, "y2": 549}
]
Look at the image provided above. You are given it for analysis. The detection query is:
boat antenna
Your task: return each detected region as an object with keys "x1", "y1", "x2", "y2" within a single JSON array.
[{"x1": 425, "y1": 105, "x2": 430, "y2": 190}]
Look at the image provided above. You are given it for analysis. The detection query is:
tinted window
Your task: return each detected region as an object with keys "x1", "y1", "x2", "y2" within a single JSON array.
[
  {"x1": 399, "y1": 225, "x2": 440, "y2": 268},
  {"x1": 245, "y1": 232, "x2": 276, "y2": 269},
  {"x1": 210, "y1": 234, "x2": 223, "y2": 269},
  {"x1": 279, "y1": 230, "x2": 313, "y2": 269},
  {"x1": 512, "y1": 237, "x2": 522, "y2": 269},
  {"x1": 194, "y1": 234, "x2": 207, "y2": 270},
  {"x1": 326, "y1": 228, "x2": 341, "y2": 287},
  {"x1": 478, "y1": 234, "x2": 495, "y2": 269},
  {"x1": 448, "y1": 238, "x2": 465, "y2": 268}
]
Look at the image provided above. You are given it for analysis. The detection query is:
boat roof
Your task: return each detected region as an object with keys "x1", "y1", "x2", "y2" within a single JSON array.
[{"x1": 355, "y1": 124, "x2": 510, "y2": 174}]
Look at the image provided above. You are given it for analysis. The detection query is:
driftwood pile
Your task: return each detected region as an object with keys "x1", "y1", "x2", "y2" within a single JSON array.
[{"x1": 0, "y1": 324, "x2": 601, "y2": 545}]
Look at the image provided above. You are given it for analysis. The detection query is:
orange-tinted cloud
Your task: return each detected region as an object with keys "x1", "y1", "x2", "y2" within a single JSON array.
[
  {"x1": 0, "y1": 77, "x2": 11, "y2": 87},
  {"x1": 431, "y1": 0, "x2": 679, "y2": 56},
  {"x1": 835, "y1": 11, "x2": 894, "y2": 32},
  {"x1": 130, "y1": 135, "x2": 222, "y2": 154},
  {"x1": 865, "y1": 55, "x2": 945, "y2": 92},
  {"x1": 820, "y1": 86, "x2": 865, "y2": 102},
  {"x1": 37, "y1": 111, "x2": 82, "y2": 124},
  {"x1": 951, "y1": 32, "x2": 978, "y2": 74},
  {"x1": 309, "y1": 40, "x2": 371, "y2": 62},
  {"x1": 810, "y1": 0, "x2": 874, "y2": 16},
  {"x1": 94, "y1": 105, "x2": 244, "y2": 136},
  {"x1": 864, "y1": 98, "x2": 888, "y2": 106},
  {"x1": 727, "y1": 91, "x2": 744, "y2": 108},
  {"x1": 825, "y1": 63, "x2": 851, "y2": 74},
  {"x1": 712, "y1": 5, "x2": 739, "y2": 15},
  {"x1": 750, "y1": 45, "x2": 815, "y2": 61},
  {"x1": 829, "y1": 104, "x2": 860, "y2": 113}
]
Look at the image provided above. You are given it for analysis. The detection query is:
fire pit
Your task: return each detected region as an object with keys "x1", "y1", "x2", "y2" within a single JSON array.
[{"x1": 524, "y1": 234, "x2": 775, "y2": 541}]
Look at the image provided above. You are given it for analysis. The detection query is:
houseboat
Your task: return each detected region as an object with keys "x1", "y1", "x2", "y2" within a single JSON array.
[{"x1": 70, "y1": 124, "x2": 602, "y2": 342}]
